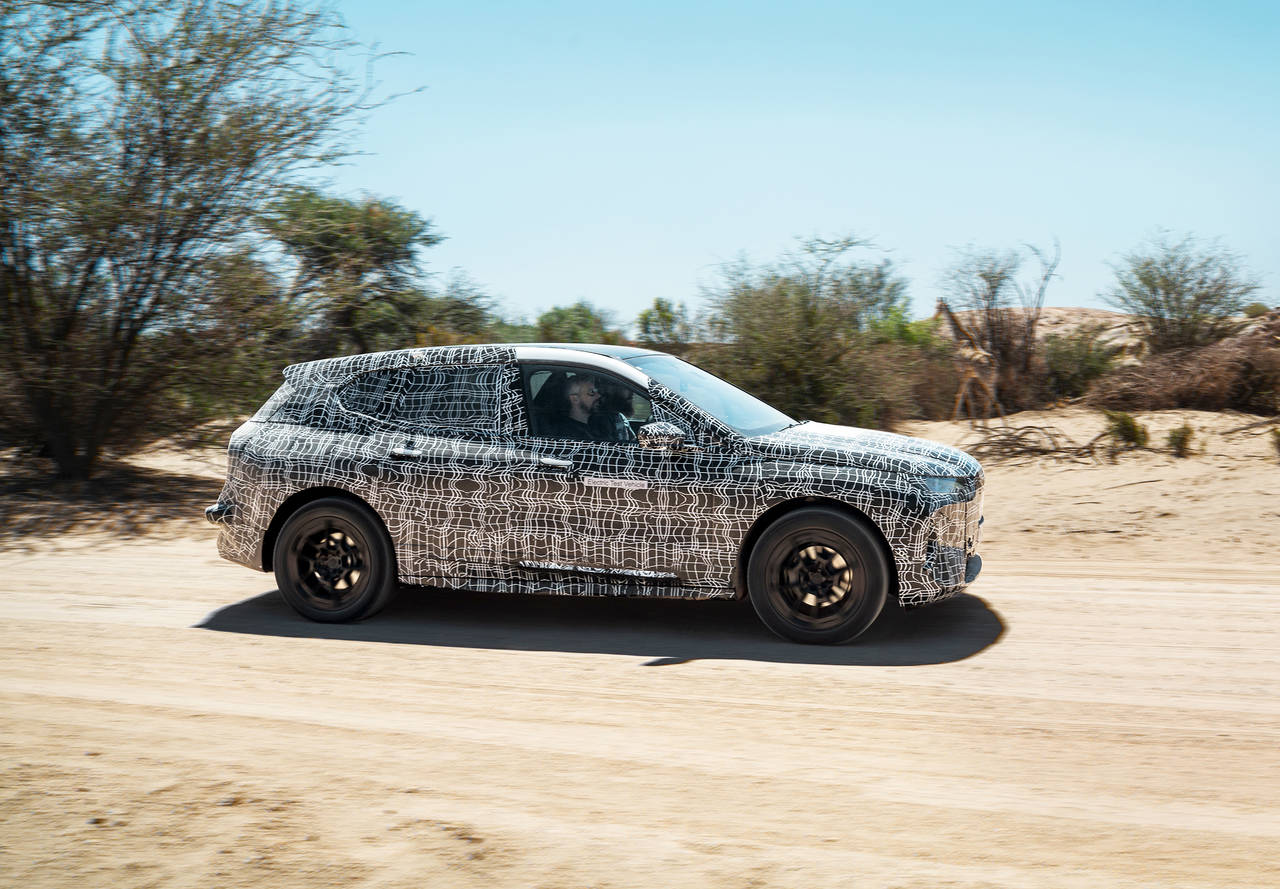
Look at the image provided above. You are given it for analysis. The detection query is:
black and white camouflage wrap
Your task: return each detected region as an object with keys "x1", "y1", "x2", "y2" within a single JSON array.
[{"x1": 213, "y1": 344, "x2": 983, "y2": 607}]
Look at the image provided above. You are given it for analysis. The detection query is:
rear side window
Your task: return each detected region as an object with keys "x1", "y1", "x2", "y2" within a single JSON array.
[
  {"x1": 252, "y1": 382, "x2": 295, "y2": 421},
  {"x1": 253, "y1": 380, "x2": 327, "y2": 426},
  {"x1": 339, "y1": 372, "x2": 397, "y2": 416},
  {"x1": 338, "y1": 364, "x2": 505, "y2": 432}
]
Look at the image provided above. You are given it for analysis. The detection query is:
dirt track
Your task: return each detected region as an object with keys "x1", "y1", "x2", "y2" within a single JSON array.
[
  {"x1": 2, "y1": 535, "x2": 1277, "y2": 888},
  {"x1": 3, "y1": 411, "x2": 1280, "y2": 888}
]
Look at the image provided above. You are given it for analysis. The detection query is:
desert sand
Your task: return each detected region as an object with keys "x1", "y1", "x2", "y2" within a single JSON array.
[{"x1": 2, "y1": 407, "x2": 1278, "y2": 888}]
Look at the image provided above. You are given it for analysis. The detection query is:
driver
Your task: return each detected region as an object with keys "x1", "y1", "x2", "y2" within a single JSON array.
[{"x1": 544, "y1": 376, "x2": 605, "y2": 440}]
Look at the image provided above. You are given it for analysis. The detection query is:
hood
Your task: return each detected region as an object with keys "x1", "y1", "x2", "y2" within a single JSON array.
[{"x1": 749, "y1": 421, "x2": 982, "y2": 479}]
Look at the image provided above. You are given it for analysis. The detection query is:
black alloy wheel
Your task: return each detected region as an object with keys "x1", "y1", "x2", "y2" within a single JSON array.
[
  {"x1": 747, "y1": 506, "x2": 889, "y2": 644},
  {"x1": 273, "y1": 497, "x2": 398, "y2": 623}
]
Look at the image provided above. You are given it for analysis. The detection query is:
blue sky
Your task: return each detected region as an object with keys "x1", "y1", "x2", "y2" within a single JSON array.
[{"x1": 326, "y1": 1, "x2": 1279, "y2": 325}]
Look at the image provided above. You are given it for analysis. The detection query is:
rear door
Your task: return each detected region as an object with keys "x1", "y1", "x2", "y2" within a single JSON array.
[{"x1": 336, "y1": 360, "x2": 524, "y2": 584}]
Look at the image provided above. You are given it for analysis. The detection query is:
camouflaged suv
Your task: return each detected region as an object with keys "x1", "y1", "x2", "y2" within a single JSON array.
[{"x1": 207, "y1": 343, "x2": 984, "y2": 644}]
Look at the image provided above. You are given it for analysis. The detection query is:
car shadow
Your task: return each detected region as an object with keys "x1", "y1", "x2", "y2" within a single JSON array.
[{"x1": 195, "y1": 586, "x2": 1005, "y2": 666}]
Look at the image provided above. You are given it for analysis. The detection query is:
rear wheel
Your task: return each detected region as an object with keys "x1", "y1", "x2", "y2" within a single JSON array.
[
  {"x1": 747, "y1": 507, "x2": 889, "y2": 644},
  {"x1": 273, "y1": 497, "x2": 398, "y2": 622}
]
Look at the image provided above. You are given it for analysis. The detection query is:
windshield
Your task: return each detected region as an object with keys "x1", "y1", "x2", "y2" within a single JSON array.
[{"x1": 626, "y1": 354, "x2": 794, "y2": 437}]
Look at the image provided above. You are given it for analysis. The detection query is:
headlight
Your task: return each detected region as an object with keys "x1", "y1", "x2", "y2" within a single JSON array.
[{"x1": 922, "y1": 476, "x2": 963, "y2": 496}]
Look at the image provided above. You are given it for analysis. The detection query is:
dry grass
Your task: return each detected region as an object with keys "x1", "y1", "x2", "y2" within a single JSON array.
[
  {"x1": 0, "y1": 449, "x2": 222, "y2": 543},
  {"x1": 1088, "y1": 313, "x2": 1280, "y2": 414}
]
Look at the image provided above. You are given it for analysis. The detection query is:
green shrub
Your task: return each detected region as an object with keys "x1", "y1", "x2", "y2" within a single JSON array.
[
  {"x1": 694, "y1": 239, "x2": 917, "y2": 429},
  {"x1": 1244, "y1": 302, "x2": 1272, "y2": 319},
  {"x1": 1043, "y1": 324, "x2": 1122, "y2": 400},
  {"x1": 1103, "y1": 410, "x2": 1149, "y2": 449},
  {"x1": 868, "y1": 306, "x2": 947, "y2": 347},
  {"x1": 1107, "y1": 234, "x2": 1258, "y2": 353},
  {"x1": 1166, "y1": 424, "x2": 1194, "y2": 458}
]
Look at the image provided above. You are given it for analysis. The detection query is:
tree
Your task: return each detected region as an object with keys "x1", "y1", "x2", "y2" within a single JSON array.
[
  {"x1": 413, "y1": 270, "x2": 509, "y2": 345},
  {"x1": 698, "y1": 237, "x2": 915, "y2": 427},
  {"x1": 1108, "y1": 234, "x2": 1259, "y2": 353},
  {"x1": 635, "y1": 298, "x2": 695, "y2": 354},
  {"x1": 941, "y1": 240, "x2": 1060, "y2": 410},
  {"x1": 0, "y1": 1, "x2": 378, "y2": 478},
  {"x1": 171, "y1": 249, "x2": 300, "y2": 415},
  {"x1": 535, "y1": 300, "x2": 622, "y2": 343},
  {"x1": 261, "y1": 187, "x2": 444, "y2": 355}
]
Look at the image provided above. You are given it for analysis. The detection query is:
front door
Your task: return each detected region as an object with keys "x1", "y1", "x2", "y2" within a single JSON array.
[{"x1": 506, "y1": 363, "x2": 752, "y2": 593}]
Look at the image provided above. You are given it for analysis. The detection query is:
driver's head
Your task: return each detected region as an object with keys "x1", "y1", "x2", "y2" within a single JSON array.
[{"x1": 566, "y1": 376, "x2": 600, "y2": 421}]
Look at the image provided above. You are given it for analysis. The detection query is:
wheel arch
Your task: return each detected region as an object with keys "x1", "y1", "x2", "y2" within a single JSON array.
[
  {"x1": 261, "y1": 486, "x2": 391, "y2": 573},
  {"x1": 734, "y1": 497, "x2": 900, "y2": 604}
]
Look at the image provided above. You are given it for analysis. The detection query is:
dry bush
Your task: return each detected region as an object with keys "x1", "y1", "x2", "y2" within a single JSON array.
[
  {"x1": 842, "y1": 344, "x2": 921, "y2": 428},
  {"x1": 995, "y1": 354, "x2": 1051, "y2": 413},
  {"x1": 964, "y1": 424, "x2": 1104, "y2": 463},
  {"x1": 908, "y1": 351, "x2": 964, "y2": 421},
  {"x1": 1088, "y1": 317, "x2": 1280, "y2": 414}
]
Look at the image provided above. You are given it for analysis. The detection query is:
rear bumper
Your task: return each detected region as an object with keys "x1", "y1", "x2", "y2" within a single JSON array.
[{"x1": 204, "y1": 501, "x2": 235, "y2": 525}]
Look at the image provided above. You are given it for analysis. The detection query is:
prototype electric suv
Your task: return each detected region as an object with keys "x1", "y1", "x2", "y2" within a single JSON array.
[{"x1": 207, "y1": 343, "x2": 984, "y2": 644}]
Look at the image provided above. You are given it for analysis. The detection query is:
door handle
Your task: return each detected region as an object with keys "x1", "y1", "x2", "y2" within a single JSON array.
[
  {"x1": 538, "y1": 456, "x2": 574, "y2": 471},
  {"x1": 390, "y1": 447, "x2": 423, "y2": 459}
]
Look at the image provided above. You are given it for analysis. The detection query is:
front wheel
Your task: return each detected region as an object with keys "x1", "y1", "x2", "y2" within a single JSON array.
[
  {"x1": 746, "y1": 507, "x2": 889, "y2": 644},
  {"x1": 273, "y1": 497, "x2": 398, "y2": 623}
]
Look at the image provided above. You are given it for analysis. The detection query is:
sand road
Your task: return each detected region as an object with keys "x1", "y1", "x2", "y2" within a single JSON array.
[
  {"x1": 2, "y1": 534, "x2": 1277, "y2": 889},
  {"x1": 3, "y1": 409, "x2": 1279, "y2": 887}
]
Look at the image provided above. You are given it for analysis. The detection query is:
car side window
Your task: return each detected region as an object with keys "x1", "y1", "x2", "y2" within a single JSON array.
[
  {"x1": 338, "y1": 370, "x2": 398, "y2": 416},
  {"x1": 253, "y1": 379, "x2": 328, "y2": 426},
  {"x1": 523, "y1": 365, "x2": 652, "y2": 443},
  {"x1": 338, "y1": 364, "x2": 505, "y2": 433}
]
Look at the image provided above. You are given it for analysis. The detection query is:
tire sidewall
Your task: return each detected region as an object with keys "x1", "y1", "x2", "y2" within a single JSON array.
[
  {"x1": 273, "y1": 497, "x2": 397, "y2": 623},
  {"x1": 747, "y1": 507, "x2": 889, "y2": 644}
]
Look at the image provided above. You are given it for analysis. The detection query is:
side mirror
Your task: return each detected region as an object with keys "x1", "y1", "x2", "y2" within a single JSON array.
[{"x1": 636, "y1": 421, "x2": 688, "y2": 450}]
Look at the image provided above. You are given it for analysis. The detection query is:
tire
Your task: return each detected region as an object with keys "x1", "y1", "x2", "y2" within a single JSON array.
[
  {"x1": 746, "y1": 507, "x2": 889, "y2": 644},
  {"x1": 272, "y1": 497, "x2": 398, "y2": 623}
]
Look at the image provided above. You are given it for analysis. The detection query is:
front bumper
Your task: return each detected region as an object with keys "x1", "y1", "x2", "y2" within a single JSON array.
[
  {"x1": 898, "y1": 477, "x2": 984, "y2": 607},
  {"x1": 965, "y1": 553, "x2": 982, "y2": 584}
]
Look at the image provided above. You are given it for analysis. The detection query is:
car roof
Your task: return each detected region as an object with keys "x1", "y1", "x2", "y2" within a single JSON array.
[
  {"x1": 283, "y1": 344, "x2": 518, "y2": 382},
  {"x1": 512, "y1": 343, "x2": 663, "y2": 360},
  {"x1": 281, "y1": 343, "x2": 668, "y2": 385}
]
